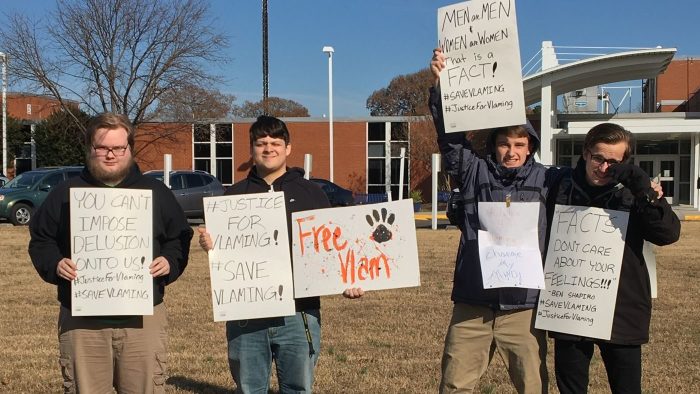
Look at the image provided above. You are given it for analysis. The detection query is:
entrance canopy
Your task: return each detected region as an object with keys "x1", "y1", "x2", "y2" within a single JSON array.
[{"x1": 523, "y1": 48, "x2": 676, "y2": 106}]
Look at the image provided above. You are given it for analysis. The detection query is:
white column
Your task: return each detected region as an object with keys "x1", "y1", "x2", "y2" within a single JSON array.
[
  {"x1": 384, "y1": 122, "x2": 391, "y2": 198},
  {"x1": 304, "y1": 154, "x2": 312, "y2": 180},
  {"x1": 431, "y1": 153, "x2": 441, "y2": 230},
  {"x1": 398, "y1": 147, "x2": 406, "y2": 200},
  {"x1": 209, "y1": 123, "x2": 217, "y2": 176},
  {"x1": 164, "y1": 154, "x2": 172, "y2": 188},
  {"x1": 1, "y1": 52, "x2": 7, "y2": 176},
  {"x1": 541, "y1": 41, "x2": 559, "y2": 70},
  {"x1": 322, "y1": 46, "x2": 335, "y2": 182},
  {"x1": 693, "y1": 133, "x2": 700, "y2": 209},
  {"x1": 538, "y1": 76, "x2": 556, "y2": 165}
]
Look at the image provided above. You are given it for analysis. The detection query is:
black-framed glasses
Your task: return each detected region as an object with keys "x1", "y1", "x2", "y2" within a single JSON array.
[
  {"x1": 588, "y1": 152, "x2": 621, "y2": 167},
  {"x1": 92, "y1": 145, "x2": 129, "y2": 157}
]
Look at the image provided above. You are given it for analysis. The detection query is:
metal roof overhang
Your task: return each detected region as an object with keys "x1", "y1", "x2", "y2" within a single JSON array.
[{"x1": 522, "y1": 48, "x2": 677, "y2": 106}]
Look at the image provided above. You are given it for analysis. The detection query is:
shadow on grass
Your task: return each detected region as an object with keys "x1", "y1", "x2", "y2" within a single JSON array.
[
  {"x1": 167, "y1": 376, "x2": 279, "y2": 394},
  {"x1": 167, "y1": 375, "x2": 232, "y2": 393}
]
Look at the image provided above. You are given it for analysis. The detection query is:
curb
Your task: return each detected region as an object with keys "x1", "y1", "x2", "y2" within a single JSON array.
[{"x1": 414, "y1": 213, "x2": 447, "y2": 221}]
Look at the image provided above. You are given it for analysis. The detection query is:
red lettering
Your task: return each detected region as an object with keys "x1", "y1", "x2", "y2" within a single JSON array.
[
  {"x1": 332, "y1": 227, "x2": 347, "y2": 251},
  {"x1": 295, "y1": 215, "x2": 315, "y2": 256},
  {"x1": 339, "y1": 249, "x2": 355, "y2": 284}
]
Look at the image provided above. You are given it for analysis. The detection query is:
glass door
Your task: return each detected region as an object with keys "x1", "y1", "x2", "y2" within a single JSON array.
[{"x1": 635, "y1": 155, "x2": 677, "y2": 205}]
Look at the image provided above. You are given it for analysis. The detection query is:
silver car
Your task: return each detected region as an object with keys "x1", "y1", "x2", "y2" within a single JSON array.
[{"x1": 144, "y1": 170, "x2": 225, "y2": 218}]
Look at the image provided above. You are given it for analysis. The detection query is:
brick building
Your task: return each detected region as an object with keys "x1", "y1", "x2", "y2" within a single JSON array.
[
  {"x1": 134, "y1": 117, "x2": 429, "y2": 200},
  {"x1": 643, "y1": 57, "x2": 700, "y2": 112},
  {"x1": 3, "y1": 92, "x2": 79, "y2": 121}
]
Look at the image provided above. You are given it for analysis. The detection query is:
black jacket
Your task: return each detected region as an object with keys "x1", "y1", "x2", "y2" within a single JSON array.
[
  {"x1": 28, "y1": 165, "x2": 193, "y2": 310},
  {"x1": 430, "y1": 86, "x2": 565, "y2": 310},
  {"x1": 546, "y1": 158, "x2": 681, "y2": 344},
  {"x1": 226, "y1": 166, "x2": 331, "y2": 312}
]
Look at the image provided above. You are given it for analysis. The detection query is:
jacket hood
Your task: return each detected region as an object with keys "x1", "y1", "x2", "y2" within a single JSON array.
[
  {"x1": 483, "y1": 120, "x2": 540, "y2": 185},
  {"x1": 485, "y1": 119, "x2": 541, "y2": 157},
  {"x1": 246, "y1": 166, "x2": 306, "y2": 190},
  {"x1": 80, "y1": 163, "x2": 143, "y2": 187}
]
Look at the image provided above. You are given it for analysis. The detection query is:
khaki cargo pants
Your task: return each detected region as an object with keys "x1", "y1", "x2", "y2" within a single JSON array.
[
  {"x1": 439, "y1": 303, "x2": 548, "y2": 394},
  {"x1": 57, "y1": 303, "x2": 168, "y2": 394}
]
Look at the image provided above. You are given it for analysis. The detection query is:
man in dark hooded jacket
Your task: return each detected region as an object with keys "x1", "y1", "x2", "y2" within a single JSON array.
[
  {"x1": 28, "y1": 113, "x2": 193, "y2": 393},
  {"x1": 431, "y1": 48, "x2": 563, "y2": 394},
  {"x1": 546, "y1": 122, "x2": 680, "y2": 394},
  {"x1": 198, "y1": 115, "x2": 363, "y2": 393}
]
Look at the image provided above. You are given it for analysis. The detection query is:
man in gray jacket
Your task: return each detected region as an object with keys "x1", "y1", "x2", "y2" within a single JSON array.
[{"x1": 431, "y1": 48, "x2": 562, "y2": 394}]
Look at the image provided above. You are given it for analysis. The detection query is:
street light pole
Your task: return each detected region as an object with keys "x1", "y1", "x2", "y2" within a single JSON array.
[
  {"x1": 322, "y1": 46, "x2": 334, "y2": 182},
  {"x1": 0, "y1": 51, "x2": 7, "y2": 176}
]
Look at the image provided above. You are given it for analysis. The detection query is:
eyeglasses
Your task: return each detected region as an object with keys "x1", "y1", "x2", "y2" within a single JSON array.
[
  {"x1": 92, "y1": 145, "x2": 129, "y2": 157},
  {"x1": 588, "y1": 152, "x2": 622, "y2": 167}
]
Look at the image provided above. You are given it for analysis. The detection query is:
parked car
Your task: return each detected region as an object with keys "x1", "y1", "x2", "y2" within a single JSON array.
[
  {"x1": 144, "y1": 170, "x2": 225, "y2": 218},
  {"x1": 311, "y1": 178, "x2": 354, "y2": 207},
  {"x1": 0, "y1": 166, "x2": 83, "y2": 225}
]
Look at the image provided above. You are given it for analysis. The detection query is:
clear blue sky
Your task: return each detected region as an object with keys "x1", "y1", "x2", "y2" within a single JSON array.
[{"x1": 3, "y1": 0, "x2": 700, "y2": 117}]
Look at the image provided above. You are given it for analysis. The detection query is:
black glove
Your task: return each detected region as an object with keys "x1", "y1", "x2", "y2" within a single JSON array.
[
  {"x1": 446, "y1": 189, "x2": 465, "y2": 228},
  {"x1": 607, "y1": 164, "x2": 658, "y2": 202}
]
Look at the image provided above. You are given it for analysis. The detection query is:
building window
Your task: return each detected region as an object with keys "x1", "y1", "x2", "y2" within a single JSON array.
[
  {"x1": 26, "y1": 104, "x2": 32, "y2": 115},
  {"x1": 366, "y1": 121, "x2": 410, "y2": 199},
  {"x1": 556, "y1": 139, "x2": 583, "y2": 167},
  {"x1": 193, "y1": 123, "x2": 233, "y2": 185}
]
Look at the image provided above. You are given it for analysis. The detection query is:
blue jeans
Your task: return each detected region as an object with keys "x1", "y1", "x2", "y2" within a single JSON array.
[{"x1": 226, "y1": 310, "x2": 321, "y2": 394}]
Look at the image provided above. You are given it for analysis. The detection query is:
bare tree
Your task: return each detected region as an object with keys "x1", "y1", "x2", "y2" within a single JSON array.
[
  {"x1": 0, "y1": 0, "x2": 227, "y2": 136},
  {"x1": 233, "y1": 97, "x2": 310, "y2": 118},
  {"x1": 154, "y1": 84, "x2": 236, "y2": 121}
]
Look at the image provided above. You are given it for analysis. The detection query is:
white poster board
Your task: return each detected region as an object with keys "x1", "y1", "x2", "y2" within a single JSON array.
[
  {"x1": 437, "y1": 0, "x2": 525, "y2": 132},
  {"x1": 535, "y1": 205, "x2": 629, "y2": 340},
  {"x1": 204, "y1": 192, "x2": 295, "y2": 321},
  {"x1": 477, "y1": 202, "x2": 544, "y2": 289},
  {"x1": 291, "y1": 199, "x2": 420, "y2": 297},
  {"x1": 70, "y1": 188, "x2": 153, "y2": 316},
  {"x1": 643, "y1": 241, "x2": 657, "y2": 298}
]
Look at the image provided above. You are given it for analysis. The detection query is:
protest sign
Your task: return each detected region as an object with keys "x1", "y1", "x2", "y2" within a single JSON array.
[
  {"x1": 204, "y1": 192, "x2": 295, "y2": 321},
  {"x1": 535, "y1": 205, "x2": 629, "y2": 340},
  {"x1": 291, "y1": 199, "x2": 420, "y2": 297},
  {"x1": 70, "y1": 188, "x2": 153, "y2": 316},
  {"x1": 477, "y1": 202, "x2": 544, "y2": 289},
  {"x1": 437, "y1": 0, "x2": 525, "y2": 132}
]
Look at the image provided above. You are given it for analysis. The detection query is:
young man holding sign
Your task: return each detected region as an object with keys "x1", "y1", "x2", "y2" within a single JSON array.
[
  {"x1": 28, "y1": 113, "x2": 193, "y2": 393},
  {"x1": 430, "y1": 47, "x2": 562, "y2": 394},
  {"x1": 545, "y1": 123, "x2": 680, "y2": 393},
  {"x1": 198, "y1": 115, "x2": 362, "y2": 393}
]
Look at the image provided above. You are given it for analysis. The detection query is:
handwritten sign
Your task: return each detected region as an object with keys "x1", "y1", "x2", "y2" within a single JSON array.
[
  {"x1": 204, "y1": 192, "x2": 295, "y2": 321},
  {"x1": 70, "y1": 188, "x2": 153, "y2": 316},
  {"x1": 535, "y1": 205, "x2": 629, "y2": 340},
  {"x1": 291, "y1": 200, "x2": 420, "y2": 297},
  {"x1": 437, "y1": 0, "x2": 525, "y2": 132},
  {"x1": 477, "y1": 202, "x2": 544, "y2": 289}
]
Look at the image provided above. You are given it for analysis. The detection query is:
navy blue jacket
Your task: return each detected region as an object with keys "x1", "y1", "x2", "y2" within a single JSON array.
[
  {"x1": 226, "y1": 166, "x2": 331, "y2": 312},
  {"x1": 430, "y1": 86, "x2": 564, "y2": 310}
]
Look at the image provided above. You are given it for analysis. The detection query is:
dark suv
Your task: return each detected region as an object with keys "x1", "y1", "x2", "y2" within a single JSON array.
[
  {"x1": 144, "y1": 170, "x2": 225, "y2": 218},
  {"x1": 311, "y1": 178, "x2": 354, "y2": 207},
  {"x1": 0, "y1": 167, "x2": 83, "y2": 225}
]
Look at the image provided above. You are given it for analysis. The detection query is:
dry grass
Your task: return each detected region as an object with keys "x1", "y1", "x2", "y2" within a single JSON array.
[{"x1": 1, "y1": 223, "x2": 698, "y2": 393}]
